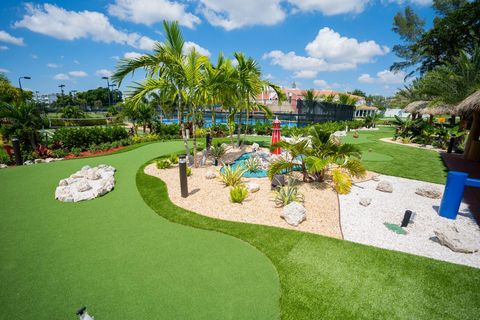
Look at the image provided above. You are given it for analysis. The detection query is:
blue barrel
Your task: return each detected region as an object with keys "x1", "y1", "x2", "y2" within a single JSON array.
[{"x1": 439, "y1": 171, "x2": 468, "y2": 219}]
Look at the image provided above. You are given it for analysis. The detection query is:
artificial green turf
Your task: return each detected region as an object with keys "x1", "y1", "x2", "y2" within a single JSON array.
[
  {"x1": 0, "y1": 139, "x2": 280, "y2": 320},
  {"x1": 137, "y1": 161, "x2": 480, "y2": 320},
  {"x1": 343, "y1": 127, "x2": 448, "y2": 184}
]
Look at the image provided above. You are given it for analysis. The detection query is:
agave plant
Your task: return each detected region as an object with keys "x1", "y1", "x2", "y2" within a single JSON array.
[
  {"x1": 230, "y1": 185, "x2": 249, "y2": 203},
  {"x1": 220, "y1": 164, "x2": 247, "y2": 187},
  {"x1": 274, "y1": 179, "x2": 304, "y2": 207},
  {"x1": 244, "y1": 156, "x2": 261, "y2": 172},
  {"x1": 210, "y1": 143, "x2": 226, "y2": 166}
]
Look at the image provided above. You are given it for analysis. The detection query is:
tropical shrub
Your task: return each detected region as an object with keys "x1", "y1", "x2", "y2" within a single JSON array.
[
  {"x1": 71, "y1": 147, "x2": 82, "y2": 156},
  {"x1": 274, "y1": 179, "x2": 304, "y2": 207},
  {"x1": 230, "y1": 185, "x2": 249, "y2": 203},
  {"x1": 220, "y1": 164, "x2": 246, "y2": 187},
  {"x1": 168, "y1": 154, "x2": 178, "y2": 164},
  {"x1": 244, "y1": 156, "x2": 261, "y2": 172},
  {"x1": 51, "y1": 149, "x2": 68, "y2": 158},
  {"x1": 210, "y1": 143, "x2": 226, "y2": 165},
  {"x1": 156, "y1": 159, "x2": 171, "y2": 169},
  {"x1": 52, "y1": 126, "x2": 128, "y2": 150},
  {"x1": 186, "y1": 166, "x2": 192, "y2": 176},
  {"x1": 0, "y1": 149, "x2": 10, "y2": 164},
  {"x1": 153, "y1": 122, "x2": 181, "y2": 138}
]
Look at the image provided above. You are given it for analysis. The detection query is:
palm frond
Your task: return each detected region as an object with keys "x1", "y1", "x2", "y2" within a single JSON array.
[{"x1": 331, "y1": 168, "x2": 352, "y2": 194}]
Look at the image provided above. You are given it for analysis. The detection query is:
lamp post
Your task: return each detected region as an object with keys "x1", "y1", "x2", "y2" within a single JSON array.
[
  {"x1": 71, "y1": 90, "x2": 77, "y2": 101},
  {"x1": 18, "y1": 76, "x2": 31, "y2": 90},
  {"x1": 109, "y1": 84, "x2": 116, "y2": 104},
  {"x1": 58, "y1": 84, "x2": 65, "y2": 96},
  {"x1": 102, "y1": 76, "x2": 112, "y2": 107}
]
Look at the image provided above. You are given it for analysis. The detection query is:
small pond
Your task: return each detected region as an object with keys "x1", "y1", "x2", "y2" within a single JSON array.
[{"x1": 221, "y1": 152, "x2": 269, "y2": 178}]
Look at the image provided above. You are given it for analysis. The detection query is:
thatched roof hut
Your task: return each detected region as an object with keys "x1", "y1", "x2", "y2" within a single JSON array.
[
  {"x1": 456, "y1": 90, "x2": 480, "y2": 115},
  {"x1": 456, "y1": 90, "x2": 480, "y2": 161},
  {"x1": 419, "y1": 104, "x2": 456, "y2": 116},
  {"x1": 404, "y1": 101, "x2": 429, "y2": 113}
]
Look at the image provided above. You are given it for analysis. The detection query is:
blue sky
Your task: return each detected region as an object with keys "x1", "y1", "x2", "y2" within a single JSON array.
[{"x1": 0, "y1": 0, "x2": 436, "y2": 96}]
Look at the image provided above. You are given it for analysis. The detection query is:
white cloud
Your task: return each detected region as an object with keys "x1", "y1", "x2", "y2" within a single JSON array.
[
  {"x1": 388, "y1": 0, "x2": 432, "y2": 5},
  {"x1": 0, "y1": 30, "x2": 25, "y2": 46},
  {"x1": 0, "y1": 68, "x2": 10, "y2": 73},
  {"x1": 14, "y1": 3, "x2": 155, "y2": 50},
  {"x1": 124, "y1": 51, "x2": 144, "y2": 59},
  {"x1": 0, "y1": 45, "x2": 8, "y2": 51},
  {"x1": 313, "y1": 79, "x2": 329, "y2": 87},
  {"x1": 264, "y1": 27, "x2": 388, "y2": 77},
  {"x1": 68, "y1": 70, "x2": 88, "y2": 77},
  {"x1": 184, "y1": 41, "x2": 211, "y2": 57},
  {"x1": 111, "y1": 55, "x2": 120, "y2": 60},
  {"x1": 96, "y1": 69, "x2": 113, "y2": 77},
  {"x1": 288, "y1": 0, "x2": 370, "y2": 15},
  {"x1": 198, "y1": 0, "x2": 286, "y2": 30},
  {"x1": 54, "y1": 73, "x2": 70, "y2": 80},
  {"x1": 31, "y1": 54, "x2": 38, "y2": 59},
  {"x1": 358, "y1": 69, "x2": 406, "y2": 84},
  {"x1": 73, "y1": 59, "x2": 80, "y2": 64},
  {"x1": 47, "y1": 63, "x2": 61, "y2": 68},
  {"x1": 305, "y1": 28, "x2": 389, "y2": 64},
  {"x1": 108, "y1": 0, "x2": 201, "y2": 28},
  {"x1": 293, "y1": 70, "x2": 318, "y2": 79}
]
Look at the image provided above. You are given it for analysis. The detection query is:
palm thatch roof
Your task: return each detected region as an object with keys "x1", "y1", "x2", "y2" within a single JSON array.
[
  {"x1": 456, "y1": 90, "x2": 480, "y2": 115},
  {"x1": 419, "y1": 104, "x2": 456, "y2": 116},
  {"x1": 404, "y1": 100, "x2": 429, "y2": 113}
]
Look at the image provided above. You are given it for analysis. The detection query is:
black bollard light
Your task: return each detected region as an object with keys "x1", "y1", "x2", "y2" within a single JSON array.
[
  {"x1": 12, "y1": 137, "x2": 23, "y2": 166},
  {"x1": 179, "y1": 154, "x2": 188, "y2": 197},
  {"x1": 206, "y1": 133, "x2": 212, "y2": 149},
  {"x1": 447, "y1": 134, "x2": 456, "y2": 154},
  {"x1": 401, "y1": 210, "x2": 413, "y2": 227}
]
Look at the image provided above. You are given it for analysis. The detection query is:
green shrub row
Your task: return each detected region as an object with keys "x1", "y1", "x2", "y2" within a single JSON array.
[{"x1": 52, "y1": 126, "x2": 129, "y2": 150}]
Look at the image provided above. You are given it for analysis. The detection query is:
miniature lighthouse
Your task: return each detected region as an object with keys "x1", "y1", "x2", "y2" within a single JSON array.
[{"x1": 271, "y1": 117, "x2": 281, "y2": 155}]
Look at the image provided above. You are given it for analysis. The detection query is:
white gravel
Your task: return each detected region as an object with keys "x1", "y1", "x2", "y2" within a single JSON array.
[{"x1": 339, "y1": 175, "x2": 480, "y2": 268}]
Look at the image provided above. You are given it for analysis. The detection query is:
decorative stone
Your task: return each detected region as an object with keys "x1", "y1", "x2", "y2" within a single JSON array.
[
  {"x1": 252, "y1": 143, "x2": 260, "y2": 151},
  {"x1": 434, "y1": 225, "x2": 480, "y2": 253},
  {"x1": 281, "y1": 202, "x2": 306, "y2": 227},
  {"x1": 245, "y1": 182, "x2": 260, "y2": 193},
  {"x1": 205, "y1": 169, "x2": 216, "y2": 179},
  {"x1": 221, "y1": 143, "x2": 229, "y2": 150},
  {"x1": 372, "y1": 175, "x2": 380, "y2": 182},
  {"x1": 55, "y1": 164, "x2": 116, "y2": 202},
  {"x1": 0, "y1": 164, "x2": 7, "y2": 169},
  {"x1": 376, "y1": 180, "x2": 393, "y2": 193},
  {"x1": 24, "y1": 160, "x2": 33, "y2": 165},
  {"x1": 415, "y1": 185, "x2": 442, "y2": 199},
  {"x1": 34, "y1": 159, "x2": 46, "y2": 164},
  {"x1": 271, "y1": 174, "x2": 286, "y2": 189},
  {"x1": 359, "y1": 198, "x2": 372, "y2": 207}
]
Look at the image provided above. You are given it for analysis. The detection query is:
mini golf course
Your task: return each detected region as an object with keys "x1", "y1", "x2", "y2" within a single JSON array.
[{"x1": 1, "y1": 134, "x2": 480, "y2": 319}]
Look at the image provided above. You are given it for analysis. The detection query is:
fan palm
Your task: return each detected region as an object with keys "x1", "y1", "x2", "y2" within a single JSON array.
[{"x1": 0, "y1": 102, "x2": 42, "y2": 148}]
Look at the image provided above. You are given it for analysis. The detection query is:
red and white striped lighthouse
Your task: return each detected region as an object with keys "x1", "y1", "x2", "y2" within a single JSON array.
[{"x1": 271, "y1": 117, "x2": 281, "y2": 155}]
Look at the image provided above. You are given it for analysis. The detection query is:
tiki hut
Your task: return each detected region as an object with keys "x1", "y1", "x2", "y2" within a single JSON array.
[
  {"x1": 419, "y1": 104, "x2": 456, "y2": 124},
  {"x1": 456, "y1": 90, "x2": 480, "y2": 161},
  {"x1": 404, "y1": 101, "x2": 429, "y2": 119}
]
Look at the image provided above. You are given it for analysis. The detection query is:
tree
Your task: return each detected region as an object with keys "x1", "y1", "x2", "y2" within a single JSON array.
[
  {"x1": 61, "y1": 105, "x2": 84, "y2": 118},
  {"x1": 349, "y1": 89, "x2": 366, "y2": 97},
  {"x1": 137, "y1": 103, "x2": 156, "y2": 133},
  {"x1": 338, "y1": 93, "x2": 358, "y2": 106},
  {"x1": 0, "y1": 102, "x2": 42, "y2": 149},
  {"x1": 433, "y1": 0, "x2": 468, "y2": 16},
  {"x1": 0, "y1": 74, "x2": 32, "y2": 104}
]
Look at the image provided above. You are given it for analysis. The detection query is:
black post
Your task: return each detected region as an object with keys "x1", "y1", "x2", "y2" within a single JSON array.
[
  {"x1": 401, "y1": 210, "x2": 413, "y2": 227},
  {"x1": 179, "y1": 154, "x2": 188, "y2": 197},
  {"x1": 12, "y1": 137, "x2": 23, "y2": 166},
  {"x1": 447, "y1": 134, "x2": 456, "y2": 154},
  {"x1": 206, "y1": 133, "x2": 212, "y2": 149}
]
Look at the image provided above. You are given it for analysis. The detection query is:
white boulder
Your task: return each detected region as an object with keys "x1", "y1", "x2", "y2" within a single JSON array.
[
  {"x1": 24, "y1": 160, "x2": 33, "y2": 166},
  {"x1": 281, "y1": 202, "x2": 306, "y2": 227},
  {"x1": 0, "y1": 164, "x2": 7, "y2": 169},
  {"x1": 34, "y1": 159, "x2": 46, "y2": 164},
  {"x1": 434, "y1": 225, "x2": 480, "y2": 253},
  {"x1": 205, "y1": 169, "x2": 217, "y2": 179},
  {"x1": 55, "y1": 164, "x2": 116, "y2": 202},
  {"x1": 245, "y1": 182, "x2": 260, "y2": 193},
  {"x1": 376, "y1": 180, "x2": 393, "y2": 193},
  {"x1": 252, "y1": 143, "x2": 260, "y2": 151},
  {"x1": 359, "y1": 198, "x2": 372, "y2": 207},
  {"x1": 415, "y1": 185, "x2": 442, "y2": 199}
]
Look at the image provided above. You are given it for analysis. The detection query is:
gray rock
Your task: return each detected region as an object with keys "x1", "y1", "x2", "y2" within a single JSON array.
[
  {"x1": 34, "y1": 159, "x2": 46, "y2": 164},
  {"x1": 0, "y1": 164, "x2": 7, "y2": 169},
  {"x1": 205, "y1": 169, "x2": 216, "y2": 179},
  {"x1": 415, "y1": 185, "x2": 442, "y2": 199},
  {"x1": 281, "y1": 202, "x2": 306, "y2": 227},
  {"x1": 84, "y1": 168, "x2": 101, "y2": 180},
  {"x1": 24, "y1": 160, "x2": 33, "y2": 166},
  {"x1": 245, "y1": 182, "x2": 260, "y2": 193},
  {"x1": 58, "y1": 179, "x2": 69, "y2": 186},
  {"x1": 75, "y1": 180, "x2": 92, "y2": 192},
  {"x1": 372, "y1": 175, "x2": 380, "y2": 182},
  {"x1": 376, "y1": 180, "x2": 393, "y2": 193},
  {"x1": 434, "y1": 225, "x2": 480, "y2": 253},
  {"x1": 359, "y1": 198, "x2": 372, "y2": 207}
]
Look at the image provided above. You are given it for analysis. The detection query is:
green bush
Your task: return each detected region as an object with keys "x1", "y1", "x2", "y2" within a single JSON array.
[
  {"x1": 51, "y1": 149, "x2": 68, "y2": 158},
  {"x1": 153, "y1": 122, "x2": 181, "y2": 138},
  {"x1": 220, "y1": 164, "x2": 246, "y2": 187},
  {"x1": 0, "y1": 149, "x2": 10, "y2": 164},
  {"x1": 186, "y1": 166, "x2": 192, "y2": 176},
  {"x1": 168, "y1": 154, "x2": 178, "y2": 164},
  {"x1": 156, "y1": 159, "x2": 171, "y2": 169},
  {"x1": 71, "y1": 147, "x2": 82, "y2": 156},
  {"x1": 52, "y1": 126, "x2": 128, "y2": 150},
  {"x1": 230, "y1": 185, "x2": 248, "y2": 203},
  {"x1": 274, "y1": 180, "x2": 304, "y2": 207}
]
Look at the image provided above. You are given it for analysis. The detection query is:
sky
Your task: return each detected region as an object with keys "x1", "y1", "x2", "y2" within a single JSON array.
[{"x1": 0, "y1": 0, "x2": 436, "y2": 97}]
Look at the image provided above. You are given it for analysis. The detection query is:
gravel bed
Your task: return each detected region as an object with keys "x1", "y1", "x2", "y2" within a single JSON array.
[{"x1": 339, "y1": 175, "x2": 480, "y2": 268}]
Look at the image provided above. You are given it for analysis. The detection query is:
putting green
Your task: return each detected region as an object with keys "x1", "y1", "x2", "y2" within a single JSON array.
[
  {"x1": 360, "y1": 151, "x2": 394, "y2": 162},
  {"x1": 341, "y1": 133, "x2": 372, "y2": 144},
  {"x1": 0, "y1": 141, "x2": 279, "y2": 320}
]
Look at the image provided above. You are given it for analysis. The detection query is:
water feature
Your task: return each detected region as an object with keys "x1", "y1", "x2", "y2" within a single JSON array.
[{"x1": 221, "y1": 152, "x2": 271, "y2": 178}]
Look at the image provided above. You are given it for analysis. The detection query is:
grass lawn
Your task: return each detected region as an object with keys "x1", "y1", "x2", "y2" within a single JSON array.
[
  {"x1": 342, "y1": 127, "x2": 448, "y2": 184},
  {"x1": 1, "y1": 134, "x2": 478, "y2": 319}
]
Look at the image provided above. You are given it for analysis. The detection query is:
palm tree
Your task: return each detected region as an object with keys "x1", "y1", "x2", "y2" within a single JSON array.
[
  {"x1": 0, "y1": 102, "x2": 42, "y2": 149},
  {"x1": 137, "y1": 103, "x2": 156, "y2": 133},
  {"x1": 122, "y1": 101, "x2": 140, "y2": 135}
]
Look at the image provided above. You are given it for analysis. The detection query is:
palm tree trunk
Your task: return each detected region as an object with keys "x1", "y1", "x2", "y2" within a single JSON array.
[
  {"x1": 211, "y1": 105, "x2": 215, "y2": 127},
  {"x1": 192, "y1": 104, "x2": 198, "y2": 167},
  {"x1": 178, "y1": 93, "x2": 190, "y2": 157},
  {"x1": 244, "y1": 106, "x2": 249, "y2": 140},
  {"x1": 237, "y1": 107, "x2": 242, "y2": 147}
]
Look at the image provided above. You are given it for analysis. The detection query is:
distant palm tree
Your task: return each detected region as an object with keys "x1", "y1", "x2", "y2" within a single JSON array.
[{"x1": 0, "y1": 102, "x2": 42, "y2": 148}]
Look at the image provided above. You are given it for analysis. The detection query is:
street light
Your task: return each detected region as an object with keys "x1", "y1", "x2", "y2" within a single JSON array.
[
  {"x1": 71, "y1": 90, "x2": 77, "y2": 100},
  {"x1": 58, "y1": 84, "x2": 65, "y2": 96},
  {"x1": 18, "y1": 76, "x2": 31, "y2": 90},
  {"x1": 109, "y1": 84, "x2": 116, "y2": 104},
  {"x1": 102, "y1": 76, "x2": 112, "y2": 107}
]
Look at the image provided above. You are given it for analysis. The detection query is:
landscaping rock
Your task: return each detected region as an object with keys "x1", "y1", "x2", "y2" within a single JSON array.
[
  {"x1": 434, "y1": 225, "x2": 480, "y2": 253},
  {"x1": 205, "y1": 169, "x2": 216, "y2": 179},
  {"x1": 281, "y1": 202, "x2": 306, "y2": 227},
  {"x1": 245, "y1": 182, "x2": 260, "y2": 193},
  {"x1": 271, "y1": 174, "x2": 286, "y2": 189},
  {"x1": 34, "y1": 159, "x2": 46, "y2": 164},
  {"x1": 359, "y1": 198, "x2": 372, "y2": 207},
  {"x1": 376, "y1": 180, "x2": 393, "y2": 193},
  {"x1": 415, "y1": 185, "x2": 442, "y2": 199},
  {"x1": 0, "y1": 164, "x2": 7, "y2": 169},
  {"x1": 24, "y1": 160, "x2": 33, "y2": 165},
  {"x1": 55, "y1": 164, "x2": 116, "y2": 202},
  {"x1": 372, "y1": 175, "x2": 380, "y2": 182},
  {"x1": 252, "y1": 143, "x2": 260, "y2": 151}
]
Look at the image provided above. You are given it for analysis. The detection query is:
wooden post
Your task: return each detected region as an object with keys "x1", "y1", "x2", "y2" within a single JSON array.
[{"x1": 463, "y1": 111, "x2": 480, "y2": 160}]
